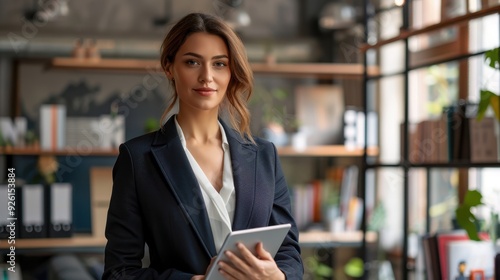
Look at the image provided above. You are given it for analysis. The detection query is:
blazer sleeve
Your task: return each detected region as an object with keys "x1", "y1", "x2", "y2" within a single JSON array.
[
  {"x1": 103, "y1": 144, "x2": 194, "y2": 280},
  {"x1": 268, "y1": 143, "x2": 304, "y2": 280}
]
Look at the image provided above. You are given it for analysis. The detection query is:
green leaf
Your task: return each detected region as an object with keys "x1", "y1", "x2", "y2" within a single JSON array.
[
  {"x1": 463, "y1": 190, "x2": 483, "y2": 207},
  {"x1": 477, "y1": 90, "x2": 494, "y2": 121},
  {"x1": 491, "y1": 94, "x2": 500, "y2": 121},
  {"x1": 344, "y1": 257, "x2": 364, "y2": 278},
  {"x1": 455, "y1": 206, "x2": 481, "y2": 241},
  {"x1": 305, "y1": 257, "x2": 318, "y2": 271},
  {"x1": 484, "y1": 47, "x2": 499, "y2": 70},
  {"x1": 315, "y1": 263, "x2": 333, "y2": 277},
  {"x1": 272, "y1": 88, "x2": 288, "y2": 100}
]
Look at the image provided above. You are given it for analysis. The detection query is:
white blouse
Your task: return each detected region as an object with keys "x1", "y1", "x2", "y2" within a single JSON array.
[{"x1": 175, "y1": 118, "x2": 235, "y2": 253}]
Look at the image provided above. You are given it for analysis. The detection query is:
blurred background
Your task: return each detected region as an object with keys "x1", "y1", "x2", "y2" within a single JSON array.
[{"x1": 0, "y1": 0, "x2": 499, "y2": 279}]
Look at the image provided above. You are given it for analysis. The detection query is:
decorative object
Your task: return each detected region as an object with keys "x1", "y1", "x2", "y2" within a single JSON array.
[
  {"x1": 36, "y1": 155, "x2": 59, "y2": 185},
  {"x1": 250, "y1": 85, "x2": 298, "y2": 146},
  {"x1": 295, "y1": 85, "x2": 344, "y2": 146}
]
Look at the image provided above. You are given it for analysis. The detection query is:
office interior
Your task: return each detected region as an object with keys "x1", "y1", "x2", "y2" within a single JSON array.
[{"x1": 0, "y1": 0, "x2": 499, "y2": 279}]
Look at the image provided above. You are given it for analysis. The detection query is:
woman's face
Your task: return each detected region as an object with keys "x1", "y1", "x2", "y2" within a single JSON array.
[{"x1": 167, "y1": 32, "x2": 231, "y2": 114}]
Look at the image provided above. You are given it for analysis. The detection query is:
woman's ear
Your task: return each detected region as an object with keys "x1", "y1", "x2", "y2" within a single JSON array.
[{"x1": 164, "y1": 63, "x2": 174, "y2": 80}]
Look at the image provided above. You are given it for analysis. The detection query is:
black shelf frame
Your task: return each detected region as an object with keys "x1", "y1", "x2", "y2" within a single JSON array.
[
  {"x1": 366, "y1": 49, "x2": 491, "y2": 81},
  {"x1": 361, "y1": 1, "x2": 500, "y2": 280}
]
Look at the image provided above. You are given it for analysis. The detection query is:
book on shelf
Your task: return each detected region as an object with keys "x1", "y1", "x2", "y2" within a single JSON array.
[
  {"x1": 290, "y1": 183, "x2": 314, "y2": 230},
  {"x1": 339, "y1": 165, "x2": 358, "y2": 221},
  {"x1": 0, "y1": 184, "x2": 16, "y2": 239},
  {"x1": 47, "y1": 183, "x2": 73, "y2": 238},
  {"x1": 40, "y1": 104, "x2": 66, "y2": 150},
  {"x1": 19, "y1": 184, "x2": 47, "y2": 238},
  {"x1": 343, "y1": 107, "x2": 378, "y2": 150},
  {"x1": 407, "y1": 102, "x2": 499, "y2": 163},
  {"x1": 1, "y1": 182, "x2": 74, "y2": 240},
  {"x1": 290, "y1": 169, "x2": 342, "y2": 230},
  {"x1": 469, "y1": 117, "x2": 499, "y2": 163},
  {"x1": 422, "y1": 233, "x2": 441, "y2": 280},
  {"x1": 496, "y1": 253, "x2": 500, "y2": 280},
  {"x1": 406, "y1": 117, "x2": 450, "y2": 163},
  {"x1": 289, "y1": 165, "x2": 362, "y2": 233},
  {"x1": 422, "y1": 230, "x2": 492, "y2": 280},
  {"x1": 66, "y1": 115, "x2": 125, "y2": 150}
]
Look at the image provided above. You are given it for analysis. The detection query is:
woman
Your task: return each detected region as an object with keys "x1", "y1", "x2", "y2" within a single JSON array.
[{"x1": 103, "y1": 12, "x2": 303, "y2": 280}]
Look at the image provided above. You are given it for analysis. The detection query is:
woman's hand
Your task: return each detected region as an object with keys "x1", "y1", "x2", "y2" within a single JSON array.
[{"x1": 218, "y1": 242, "x2": 285, "y2": 280}]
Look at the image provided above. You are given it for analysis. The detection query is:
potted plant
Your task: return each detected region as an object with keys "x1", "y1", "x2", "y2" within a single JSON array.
[
  {"x1": 477, "y1": 47, "x2": 499, "y2": 122},
  {"x1": 455, "y1": 189, "x2": 499, "y2": 247},
  {"x1": 455, "y1": 47, "x2": 500, "y2": 245},
  {"x1": 249, "y1": 85, "x2": 299, "y2": 146}
]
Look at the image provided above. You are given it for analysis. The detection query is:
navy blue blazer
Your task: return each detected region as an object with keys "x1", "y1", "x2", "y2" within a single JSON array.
[{"x1": 103, "y1": 116, "x2": 303, "y2": 279}]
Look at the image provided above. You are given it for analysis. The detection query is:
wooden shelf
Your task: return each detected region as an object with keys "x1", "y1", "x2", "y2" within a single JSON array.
[
  {"x1": 299, "y1": 230, "x2": 377, "y2": 247},
  {"x1": 250, "y1": 63, "x2": 380, "y2": 78},
  {"x1": 49, "y1": 57, "x2": 161, "y2": 73},
  {"x1": 0, "y1": 147, "x2": 119, "y2": 156},
  {"x1": 0, "y1": 146, "x2": 378, "y2": 157},
  {"x1": 0, "y1": 232, "x2": 374, "y2": 251},
  {"x1": 0, "y1": 235, "x2": 106, "y2": 250},
  {"x1": 277, "y1": 145, "x2": 378, "y2": 157},
  {"x1": 49, "y1": 58, "x2": 380, "y2": 78},
  {"x1": 361, "y1": 5, "x2": 500, "y2": 51}
]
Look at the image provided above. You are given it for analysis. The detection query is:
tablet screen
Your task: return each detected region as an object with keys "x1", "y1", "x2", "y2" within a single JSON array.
[{"x1": 205, "y1": 223, "x2": 291, "y2": 280}]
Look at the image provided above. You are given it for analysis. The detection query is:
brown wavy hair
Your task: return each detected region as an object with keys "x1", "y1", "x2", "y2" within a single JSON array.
[{"x1": 160, "y1": 13, "x2": 254, "y2": 142}]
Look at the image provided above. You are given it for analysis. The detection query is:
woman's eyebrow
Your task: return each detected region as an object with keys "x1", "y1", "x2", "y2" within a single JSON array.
[{"x1": 182, "y1": 52, "x2": 228, "y2": 60}]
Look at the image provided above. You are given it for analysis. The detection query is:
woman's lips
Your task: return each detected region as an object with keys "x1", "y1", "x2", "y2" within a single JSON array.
[{"x1": 194, "y1": 88, "x2": 216, "y2": 96}]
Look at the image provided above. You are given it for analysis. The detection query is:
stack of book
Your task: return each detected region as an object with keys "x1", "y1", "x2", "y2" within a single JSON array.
[
  {"x1": 289, "y1": 165, "x2": 363, "y2": 233},
  {"x1": 422, "y1": 230, "x2": 496, "y2": 280},
  {"x1": 406, "y1": 102, "x2": 499, "y2": 163}
]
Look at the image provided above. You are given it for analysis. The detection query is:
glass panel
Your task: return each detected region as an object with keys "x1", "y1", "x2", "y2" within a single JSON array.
[
  {"x1": 408, "y1": 168, "x2": 428, "y2": 280},
  {"x1": 469, "y1": 167, "x2": 500, "y2": 231},
  {"x1": 368, "y1": 7, "x2": 403, "y2": 43},
  {"x1": 365, "y1": 167, "x2": 404, "y2": 280},
  {"x1": 379, "y1": 41, "x2": 406, "y2": 75},
  {"x1": 408, "y1": 168, "x2": 460, "y2": 279},
  {"x1": 411, "y1": 0, "x2": 442, "y2": 29},
  {"x1": 468, "y1": 54, "x2": 500, "y2": 105},
  {"x1": 408, "y1": 27, "x2": 458, "y2": 53},
  {"x1": 469, "y1": 14, "x2": 500, "y2": 55},
  {"x1": 370, "y1": 75, "x2": 405, "y2": 165},
  {"x1": 409, "y1": 62, "x2": 459, "y2": 122},
  {"x1": 408, "y1": 62, "x2": 460, "y2": 164},
  {"x1": 429, "y1": 168, "x2": 459, "y2": 232}
]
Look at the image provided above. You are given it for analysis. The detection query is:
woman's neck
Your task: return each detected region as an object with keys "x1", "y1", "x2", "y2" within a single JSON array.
[{"x1": 176, "y1": 111, "x2": 221, "y2": 144}]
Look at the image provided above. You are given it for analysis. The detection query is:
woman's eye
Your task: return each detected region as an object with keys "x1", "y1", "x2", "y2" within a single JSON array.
[
  {"x1": 186, "y1": 60, "x2": 199, "y2": 66},
  {"x1": 214, "y1": 61, "x2": 227, "y2": 67}
]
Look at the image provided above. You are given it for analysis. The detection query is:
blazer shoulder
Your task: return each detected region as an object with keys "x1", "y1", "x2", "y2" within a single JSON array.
[
  {"x1": 120, "y1": 130, "x2": 158, "y2": 152},
  {"x1": 253, "y1": 136, "x2": 276, "y2": 150},
  {"x1": 252, "y1": 136, "x2": 279, "y2": 159}
]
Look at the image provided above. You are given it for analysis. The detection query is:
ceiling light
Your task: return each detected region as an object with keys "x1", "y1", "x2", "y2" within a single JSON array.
[{"x1": 221, "y1": 0, "x2": 251, "y2": 29}]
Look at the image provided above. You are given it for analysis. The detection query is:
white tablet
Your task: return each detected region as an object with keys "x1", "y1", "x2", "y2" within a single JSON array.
[{"x1": 205, "y1": 223, "x2": 292, "y2": 280}]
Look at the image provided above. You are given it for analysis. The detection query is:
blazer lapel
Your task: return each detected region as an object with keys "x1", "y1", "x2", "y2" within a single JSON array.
[
  {"x1": 220, "y1": 122, "x2": 258, "y2": 231},
  {"x1": 150, "y1": 117, "x2": 216, "y2": 257}
]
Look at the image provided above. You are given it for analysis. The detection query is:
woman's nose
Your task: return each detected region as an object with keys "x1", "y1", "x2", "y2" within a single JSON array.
[{"x1": 198, "y1": 65, "x2": 213, "y2": 83}]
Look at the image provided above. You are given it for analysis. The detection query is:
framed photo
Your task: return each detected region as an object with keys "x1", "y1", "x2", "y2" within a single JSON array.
[{"x1": 469, "y1": 270, "x2": 485, "y2": 280}]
